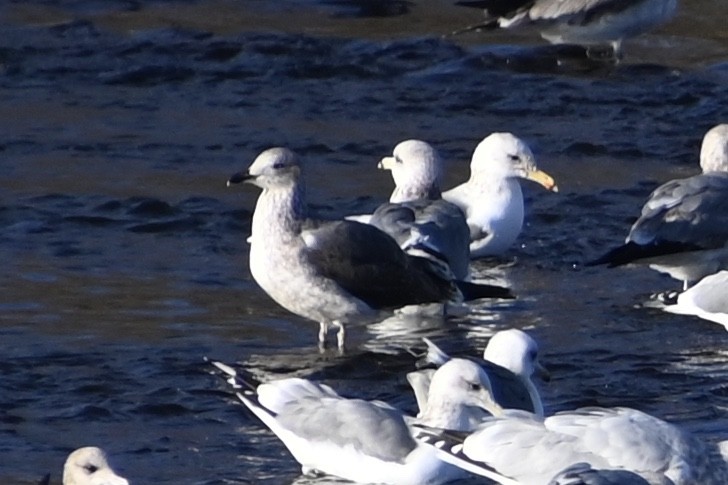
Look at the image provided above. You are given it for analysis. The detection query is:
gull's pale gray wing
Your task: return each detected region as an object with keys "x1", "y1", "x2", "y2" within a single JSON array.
[
  {"x1": 547, "y1": 462, "x2": 651, "y2": 485},
  {"x1": 589, "y1": 173, "x2": 728, "y2": 268},
  {"x1": 682, "y1": 270, "x2": 728, "y2": 314},
  {"x1": 629, "y1": 173, "x2": 728, "y2": 247},
  {"x1": 369, "y1": 199, "x2": 471, "y2": 280},
  {"x1": 277, "y1": 397, "x2": 417, "y2": 463},
  {"x1": 302, "y1": 219, "x2": 460, "y2": 308},
  {"x1": 661, "y1": 270, "x2": 728, "y2": 328}
]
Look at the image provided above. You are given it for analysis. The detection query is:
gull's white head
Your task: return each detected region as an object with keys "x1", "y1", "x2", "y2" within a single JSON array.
[
  {"x1": 62, "y1": 447, "x2": 129, "y2": 485},
  {"x1": 483, "y1": 329, "x2": 550, "y2": 381},
  {"x1": 470, "y1": 133, "x2": 557, "y2": 192},
  {"x1": 227, "y1": 147, "x2": 302, "y2": 190},
  {"x1": 427, "y1": 358, "x2": 502, "y2": 416},
  {"x1": 379, "y1": 139, "x2": 444, "y2": 203},
  {"x1": 699, "y1": 124, "x2": 728, "y2": 173}
]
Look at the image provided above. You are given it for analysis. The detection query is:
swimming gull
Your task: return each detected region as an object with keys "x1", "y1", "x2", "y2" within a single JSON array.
[
  {"x1": 211, "y1": 358, "x2": 504, "y2": 484},
  {"x1": 368, "y1": 139, "x2": 471, "y2": 280},
  {"x1": 413, "y1": 406, "x2": 728, "y2": 485},
  {"x1": 228, "y1": 147, "x2": 513, "y2": 349},
  {"x1": 589, "y1": 124, "x2": 728, "y2": 291},
  {"x1": 407, "y1": 328, "x2": 549, "y2": 418},
  {"x1": 61, "y1": 447, "x2": 129, "y2": 485},
  {"x1": 453, "y1": 0, "x2": 678, "y2": 58},
  {"x1": 653, "y1": 270, "x2": 728, "y2": 330},
  {"x1": 442, "y1": 133, "x2": 558, "y2": 258}
]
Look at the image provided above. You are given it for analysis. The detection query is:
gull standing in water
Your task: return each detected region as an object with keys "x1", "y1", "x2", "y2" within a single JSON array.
[
  {"x1": 589, "y1": 124, "x2": 728, "y2": 291},
  {"x1": 413, "y1": 406, "x2": 728, "y2": 484},
  {"x1": 367, "y1": 139, "x2": 471, "y2": 280},
  {"x1": 228, "y1": 147, "x2": 513, "y2": 349},
  {"x1": 453, "y1": 0, "x2": 678, "y2": 58},
  {"x1": 407, "y1": 328, "x2": 549, "y2": 419},
  {"x1": 442, "y1": 133, "x2": 558, "y2": 258},
  {"x1": 212, "y1": 358, "x2": 504, "y2": 484}
]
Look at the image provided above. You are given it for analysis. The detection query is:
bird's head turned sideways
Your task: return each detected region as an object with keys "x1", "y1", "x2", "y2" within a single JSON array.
[
  {"x1": 473, "y1": 132, "x2": 558, "y2": 192},
  {"x1": 228, "y1": 147, "x2": 302, "y2": 189}
]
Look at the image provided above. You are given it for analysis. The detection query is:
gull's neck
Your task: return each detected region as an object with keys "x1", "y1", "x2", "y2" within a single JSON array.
[
  {"x1": 390, "y1": 183, "x2": 441, "y2": 203},
  {"x1": 251, "y1": 182, "x2": 306, "y2": 243}
]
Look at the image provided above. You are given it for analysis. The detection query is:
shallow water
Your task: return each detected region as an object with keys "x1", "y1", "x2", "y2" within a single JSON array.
[{"x1": 1, "y1": 1, "x2": 728, "y2": 483}]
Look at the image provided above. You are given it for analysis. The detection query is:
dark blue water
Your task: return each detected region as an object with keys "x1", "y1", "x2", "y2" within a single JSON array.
[{"x1": 1, "y1": 1, "x2": 728, "y2": 483}]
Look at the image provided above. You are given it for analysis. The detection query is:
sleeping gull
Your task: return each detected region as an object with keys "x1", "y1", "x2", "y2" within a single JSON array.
[
  {"x1": 211, "y1": 358, "x2": 504, "y2": 484},
  {"x1": 407, "y1": 328, "x2": 549, "y2": 418},
  {"x1": 228, "y1": 147, "x2": 513, "y2": 349},
  {"x1": 589, "y1": 124, "x2": 728, "y2": 291},
  {"x1": 61, "y1": 447, "x2": 128, "y2": 485},
  {"x1": 413, "y1": 406, "x2": 728, "y2": 484},
  {"x1": 654, "y1": 270, "x2": 728, "y2": 330},
  {"x1": 442, "y1": 133, "x2": 558, "y2": 257},
  {"x1": 368, "y1": 139, "x2": 471, "y2": 280},
  {"x1": 453, "y1": 0, "x2": 678, "y2": 58}
]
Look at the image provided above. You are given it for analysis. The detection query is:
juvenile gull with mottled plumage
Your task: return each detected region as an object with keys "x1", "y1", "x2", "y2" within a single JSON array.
[
  {"x1": 367, "y1": 139, "x2": 471, "y2": 280},
  {"x1": 228, "y1": 147, "x2": 513, "y2": 349}
]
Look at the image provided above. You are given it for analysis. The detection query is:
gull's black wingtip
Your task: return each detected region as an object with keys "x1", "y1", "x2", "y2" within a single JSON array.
[
  {"x1": 456, "y1": 280, "x2": 514, "y2": 301},
  {"x1": 586, "y1": 241, "x2": 704, "y2": 268}
]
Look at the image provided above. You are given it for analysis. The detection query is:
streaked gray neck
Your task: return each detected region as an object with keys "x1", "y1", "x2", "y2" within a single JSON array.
[
  {"x1": 390, "y1": 184, "x2": 441, "y2": 203},
  {"x1": 252, "y1": 182, "x2": 306, "y2": 241}
]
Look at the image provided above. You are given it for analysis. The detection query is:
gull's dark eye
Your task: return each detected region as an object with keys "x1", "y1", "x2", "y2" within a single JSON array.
[
  {"x1": 394, "y1": 155, "x2": 403, "y2": 164},
  {"x1": 272, "y1": 162, "x2": 285, "y2": 169},
  {"x1": 508, "y1": 154, "x2": 520, "y2": 162},
  {"x1": 469, "y1": 382, "x2": 481, "y2": 391},
  {"x1": 84, "y1": 464, "x2": 99, "y2": 474}
]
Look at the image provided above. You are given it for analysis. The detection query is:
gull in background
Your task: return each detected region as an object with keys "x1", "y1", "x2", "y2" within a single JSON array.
[
  {"x1": 443, "y1": 133, "x2": 558, "y2": 258},
  {"x1": 453, "y1": 0, "x2": 678, "y2": 59},
  {"x1": 368, "y1": 139, "x2": 471, "y2": 280},
  {"x1": 228, "y1": 147, "x2": 513, "y2": 349},
  {"x1": 589, "y1": 124, "x2": 728, "y2": 291},
  {"x1": 212, "y1": 358, "x2": 504, "y2": 484}
]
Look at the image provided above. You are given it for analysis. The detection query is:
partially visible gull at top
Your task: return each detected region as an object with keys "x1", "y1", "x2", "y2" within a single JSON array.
[
  {"x1": 442, "y1": 133, "x2": 558, "y2": 258},
  {"x1": 366, "y1": 139, "x2": 471, "y2": 280},
  {"x1": 407, "y1": 328, "x2": 549, "y2": 420},
  {"x1": 228, "y1": 147, "x2": 513, "y2": 350},
  {"x1": 652, "y1": 270, "x2": 728, "y2": 331},
  {"x1": 453, "y1": 0, "x2": 678, "y2": 58},
  {"x1": 413, "y1": 406, "x2": 728, "y2": 485},
  {"x1": 211, "y1": 358, "x2": 505, "y2": 485},
  {"x1": 57, "y1": 447, "x2": 129, "y2": 485},
  {"x1": 589, "y1": 124, "x2": 728, "y2": 291}
]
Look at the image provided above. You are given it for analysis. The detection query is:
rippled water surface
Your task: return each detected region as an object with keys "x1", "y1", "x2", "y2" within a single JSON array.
[{"x1": 2, "y1": 1, "x2": 728, "y2": 483}]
